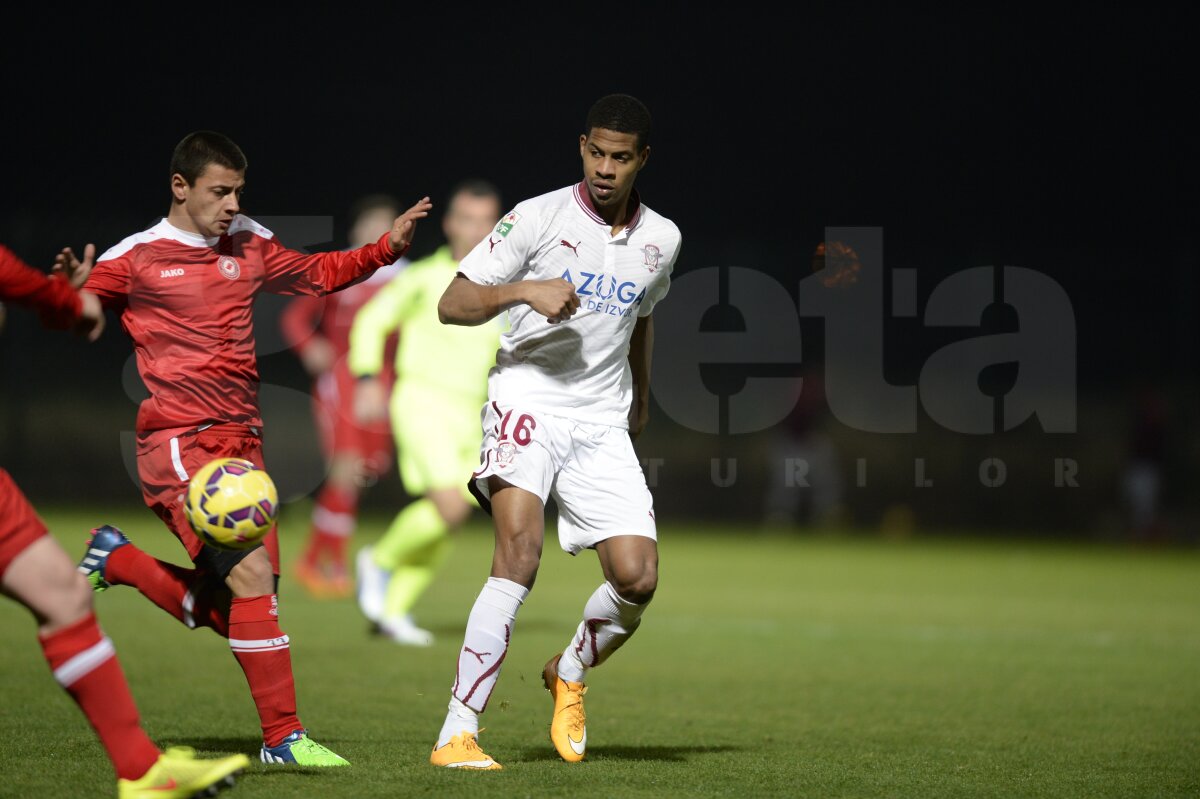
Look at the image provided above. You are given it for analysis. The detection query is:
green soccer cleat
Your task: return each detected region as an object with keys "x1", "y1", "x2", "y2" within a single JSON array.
[
  {"x1": 77, "y1": 524, "x2": 130, "y2": 593},
  {"x1": 117, "y1": 746, "x2": 249, "y2": 799},
  {"x1": 260, "y1": 729, "x2": 350, "y2": 766}
]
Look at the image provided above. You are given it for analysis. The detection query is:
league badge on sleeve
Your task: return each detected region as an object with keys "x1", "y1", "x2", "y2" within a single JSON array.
[{"x1": 494, "y1": 211, "x2": 522, "y2": 238}]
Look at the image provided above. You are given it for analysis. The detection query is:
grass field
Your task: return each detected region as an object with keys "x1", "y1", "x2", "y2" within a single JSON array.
[{"x1": 1, "y1": 506, "x2": 1198, "y2": 798}]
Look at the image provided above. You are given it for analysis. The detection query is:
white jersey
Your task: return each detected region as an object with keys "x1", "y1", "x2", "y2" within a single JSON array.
[{"x1": 458, "y1": 183, "x2": 681, "y2": 428}]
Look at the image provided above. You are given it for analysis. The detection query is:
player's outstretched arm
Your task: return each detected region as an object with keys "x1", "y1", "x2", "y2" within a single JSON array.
[
  {"x1": 438, "y1": 274, "x2": 579, "y2": 326},
  {"x1": 388, "y1": 196, "x2": 433, "y2": 255},
  {"x1": 627, "y1": 314, "x2": 654, "y2": 440}
]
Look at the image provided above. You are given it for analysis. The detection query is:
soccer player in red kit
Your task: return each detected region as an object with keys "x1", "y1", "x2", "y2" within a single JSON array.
[
  {"x1": 280, "y1": 194, "x2": 405, "y2": 598},
  {"x1": 1, "y1": 244, "x2": 250, "y2": 798},
  {"x1": 66, "y1": 131, "x2": 432, "y2": 766}
]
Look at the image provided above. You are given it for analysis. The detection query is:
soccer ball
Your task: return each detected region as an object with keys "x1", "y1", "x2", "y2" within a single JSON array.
[{"x1": 185, "y1": 458, "x2": 278, "y2": 550}]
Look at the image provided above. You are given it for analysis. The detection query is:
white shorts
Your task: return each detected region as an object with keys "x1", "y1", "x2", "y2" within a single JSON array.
[{"x1": 470, "y1": 401, "x2": 657, "y2": 555}]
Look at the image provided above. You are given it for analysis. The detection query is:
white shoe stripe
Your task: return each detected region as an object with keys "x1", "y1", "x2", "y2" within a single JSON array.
[
  {"x1": 447, "y1": 759, "x2": 496, "y2": 768},
  {"x1": 88, "y1": 548, "x2": 108, "y2": 557}
]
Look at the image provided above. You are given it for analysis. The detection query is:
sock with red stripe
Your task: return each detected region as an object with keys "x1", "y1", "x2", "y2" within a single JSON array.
[
  {"x1": 39, "y1": 614, "x2": 160, "y2": 781},
  {"x1": 556, "y1": 581, "x2": 647, "y2": 683},
  {"x1": 229, "y1": 595, "x2": 301, "y2": 746},
  {"x1": 305, "y1": 484, "x2": 357, "y2": 570},
  {"x1": 104, "y1": 545, "x2": 229, "y2": 636},
  {"x1": 439, "y1": 577, "x2": 527, "y2": 747}
]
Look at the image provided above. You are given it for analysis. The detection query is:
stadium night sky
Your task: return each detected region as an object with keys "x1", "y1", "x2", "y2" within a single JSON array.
[{"x1": 3, "y1": 7, "x2": 1195, "y2": 390}]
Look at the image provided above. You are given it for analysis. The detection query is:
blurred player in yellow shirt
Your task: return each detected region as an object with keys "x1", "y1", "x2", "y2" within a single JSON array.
[{"x1": 350, "y1": 180, "x2": 503, "y2": 644}]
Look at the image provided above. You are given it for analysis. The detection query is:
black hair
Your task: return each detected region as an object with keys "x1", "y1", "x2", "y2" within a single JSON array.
[
  {"x1": 585, "y1": 94, "x2": 652, "y2": 150},
  {"x1": 169, "y1": 131, "x2": 247, "y2": 186},
  {"x1": 449, "y1": 178, "x2": 502, "y2": 207},
  {"x1": 347, "y1": 193, "x2": 402, "y2": 225}
]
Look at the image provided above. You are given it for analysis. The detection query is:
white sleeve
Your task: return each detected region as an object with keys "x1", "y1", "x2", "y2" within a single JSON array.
[
  {"x1": 457, "y1": 201, "x2": 540, "y2": 286},
  {"x1": 638, "y1": 238, "x2": 680, "y2": 317}
]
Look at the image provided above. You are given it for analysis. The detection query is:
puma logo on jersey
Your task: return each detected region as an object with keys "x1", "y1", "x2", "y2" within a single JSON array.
[
  {"x1": 560, "y1": 239, "x2": 581, "y2": 256},
  {"x1": 489, "y1": 236, "x2": 502, "y2": 253},
  {"x1": 160, "y1": 268, "x2": 185, "y2": 278}
]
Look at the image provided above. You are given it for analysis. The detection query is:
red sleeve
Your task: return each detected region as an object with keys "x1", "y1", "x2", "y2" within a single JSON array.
[
  {"x1": 82, "y1": 254, "x2": 132, "y2": 310},
  {"x1": 0, "y1": 245, "x2": 82, "y2": 328},
  {"x1": 261, "y1": 233, "x2": 403, "y2": 297},
  {"x1": 280, "y1": 295, "x2": 324, "y2": 352}
]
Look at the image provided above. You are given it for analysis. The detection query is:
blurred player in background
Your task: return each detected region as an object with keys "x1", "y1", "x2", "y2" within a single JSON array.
[
  {"x1": 281, "y1": 194, "x2": 406, "y2": 598},
  {"x1": 1, "y1": 244, "x2": 249, "y2": 798},
  {"x1": 350, "y1": 180, "x2": 503, "y2": 646},
  {"x1": 61, "y1": 131, "x2": 431, "y2": 766},
  {"x1": 429, "y1": 95, "x2": 680, "y2": 769}
]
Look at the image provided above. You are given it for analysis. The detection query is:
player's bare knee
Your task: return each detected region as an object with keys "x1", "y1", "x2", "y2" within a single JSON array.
[
  {"x1": 612, "y1": 571, "x2": 656, "y2": 605},
  {"x1": 493, "y1": 543, "x2": 541, "y2": 587},
  {"x1": 62, "y1": 570, "x2": 96, "y2": 623},
  {"x1": 226, "y1": 548, "x2": 275, "y2": 597}
]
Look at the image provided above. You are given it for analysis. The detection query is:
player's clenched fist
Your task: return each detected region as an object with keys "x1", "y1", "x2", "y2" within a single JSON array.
[
  {"x1": 526, "y1": 278, "x2": 580, "y2": 324},
  {"x1": 389, "y1": 197, "x2": 434, "y2": 254}
]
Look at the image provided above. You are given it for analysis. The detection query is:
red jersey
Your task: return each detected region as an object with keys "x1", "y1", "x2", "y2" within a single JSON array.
[
  {"x1": 84, "y1": 216, "x2": 402, "y2": 453},
  {"x1": 279, "y1": 258, "x2": 406, "y2": 361},
  {"x1": 0, "y1": 245, "x2": 82, "y2": 328}
]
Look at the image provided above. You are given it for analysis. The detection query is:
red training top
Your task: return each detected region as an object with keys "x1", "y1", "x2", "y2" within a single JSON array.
[{"x1": 84, "y1": 215, "x2": 402, "y2": 453}]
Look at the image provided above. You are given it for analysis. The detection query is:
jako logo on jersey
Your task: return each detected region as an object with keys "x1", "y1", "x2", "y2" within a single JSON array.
[
  {"x1": 160, "y1": 268, "x2": 185, "y2": 278},
  {"x1": 641, "y1": 244, "x2": 662, "y2": 272},
  {"x1": 561, "y1": 269, "x2": 647, "y2": 317},
  {"x1": 217, "y1": 256, "x2": 241, "y2": 280},
  {"x1": 560, "y1": 239, "x2": 581, "y2": 256}
]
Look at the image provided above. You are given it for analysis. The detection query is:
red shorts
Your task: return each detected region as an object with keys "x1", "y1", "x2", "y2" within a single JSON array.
[
  {"x1": 137, "y1": 424, "x2": 280, "y2": 574},
  {"x1": 314, "y1": 365, "x2": 393, "y2": 477},
  {"x1": 0, "y1": 469, "x2": 49, "y2": 580}
]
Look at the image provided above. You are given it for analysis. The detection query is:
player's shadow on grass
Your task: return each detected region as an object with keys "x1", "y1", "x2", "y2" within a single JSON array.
[
  {"x1": 157, "y1": 736, "x2": 261, "y2": 755},
  {"x1": 518, "y1": 744, "x2": 739, "y2": 762}
]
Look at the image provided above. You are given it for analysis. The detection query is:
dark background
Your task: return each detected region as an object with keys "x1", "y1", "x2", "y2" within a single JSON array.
[{"x1": 2, "y1": 7, "x2": 1196, "y2": 536}]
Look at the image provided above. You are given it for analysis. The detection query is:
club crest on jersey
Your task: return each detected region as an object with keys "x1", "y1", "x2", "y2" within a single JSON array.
[
  {"x1": 641, "y1": 244, "x2": 662, "y2": 272},
  {"x1": 495, "y1": 442, "x2": 516, "y2": 465},
  {"x1": 494, "y1": 211, "x2": 521, "y2": 239},
  {"x1": 217, "y1": 255, "x2": 241, "y2": 280}
]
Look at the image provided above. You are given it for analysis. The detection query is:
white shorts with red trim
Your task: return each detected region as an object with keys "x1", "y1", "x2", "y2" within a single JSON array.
[{"x1": 470, "y1": 401, "x2": 657, "y2": 555}]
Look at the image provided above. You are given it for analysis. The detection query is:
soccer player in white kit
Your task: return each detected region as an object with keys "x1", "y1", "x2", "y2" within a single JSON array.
[{"x1": 429, "y1": 94, "x2": 681, "y2": 769}]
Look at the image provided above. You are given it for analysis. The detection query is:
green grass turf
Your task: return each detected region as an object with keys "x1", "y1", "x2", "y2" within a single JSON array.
[{"x1": 1, "y1": 506, "x2": 1197, "y2": 798}]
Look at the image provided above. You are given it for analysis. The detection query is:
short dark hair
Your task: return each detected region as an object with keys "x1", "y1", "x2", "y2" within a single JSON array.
[
  {"x1": 448, "y1": 178, "x2": 502, "y2": 207},
  {"x1": 169, "y1": 131, "x2": 247, "y2": 186},
  {"x1": 585, "y1": 94, "x2": 652, "y2": 150},
  {"x1": 348, "y1": 193, "x2": 401, "y2": 225}
]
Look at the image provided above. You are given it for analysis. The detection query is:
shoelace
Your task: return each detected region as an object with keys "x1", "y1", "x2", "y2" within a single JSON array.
[{"x1": 562, "y1": 693, "x2": 586, "y2": 734}]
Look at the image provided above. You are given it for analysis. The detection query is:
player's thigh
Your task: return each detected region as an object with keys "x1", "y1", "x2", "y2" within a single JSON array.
[
  {"x1": 0, "y1": 468, "x2": 51, "y2": 582},
  {"x1": 1, "y1": 536, "x2": 92, "y2": 626},
  {"x1": 469, "y1": 401, "x2": 566, "y2": 514},
  {"x1": 139, "y1": 428, "x2": 276, "y2": 575},
  {"x1": 552, "y1": 425, "x2": 657, "y2": 556}
]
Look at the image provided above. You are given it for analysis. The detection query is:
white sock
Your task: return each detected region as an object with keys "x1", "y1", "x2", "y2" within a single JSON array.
[
  {"x1": 436, "y1": 697, "x2": 479, "y2": 749},
  {"x1": 557, "y1": 581, "x2": 647, "y2": 683},
  {"x1": 445, "y1": 577, "x2": 528, "y2": 731}
]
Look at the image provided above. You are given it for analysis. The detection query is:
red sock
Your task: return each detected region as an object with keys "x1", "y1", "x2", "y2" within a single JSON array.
[
  {"x1": 310, "y1": 485, "x2": 357, "y2": 570},
  {"x1": 105, "y1": 545, "x2": 229, "y2": 636},
  {"x1": 39, "y1": 614, "x2": 161, "y2": 780},
  {"x1": 229, "y1": 595, "x2": 301, "y2": 746}
]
